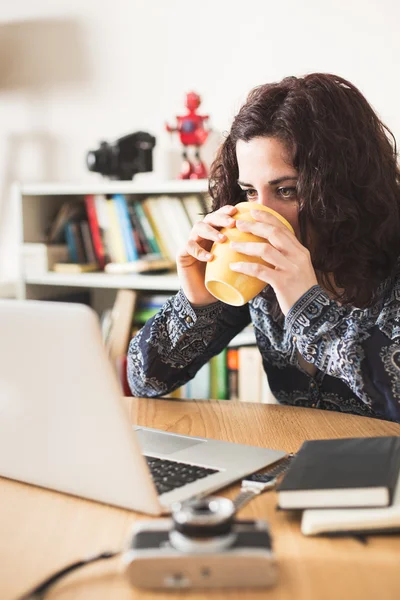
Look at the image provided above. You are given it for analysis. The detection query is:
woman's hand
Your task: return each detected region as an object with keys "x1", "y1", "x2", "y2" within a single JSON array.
[
  {"x1": 176, "y1": 204, "x2": 238, "y2": 306},
  {"x1": 229, "y1": 208, "x2": 318, "y2": 315}
]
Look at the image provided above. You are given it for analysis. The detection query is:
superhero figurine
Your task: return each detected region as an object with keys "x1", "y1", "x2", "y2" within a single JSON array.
[{"x1": 166, "y1": 91, "x2": 210, "y2": 179}]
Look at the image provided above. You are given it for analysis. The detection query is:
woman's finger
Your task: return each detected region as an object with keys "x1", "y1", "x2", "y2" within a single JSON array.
[
  {"x1": 190, "y1": 221, "x2": 228, "y2": 243},
  {"x1": 250, "y1": 208, "x2": 292, "y2": 229},
  {"x1": 236, "y1": 218, "x2": 298, "y2": 255},
  {"x1": 230, "y1": 260, "x2": 276, "y2": 285},
  {"x1": 230, "y1": 241, "x2": 289, "y2": 269},
  {"x1": 203, "y1": 212, "x2": 236, "y2": 229},
  {"x1": 189, "y1": 205, "x2": 238, "y2": 243},
  {"x1": 186, "y1": 239, "x2": 214, "y2": 261}
]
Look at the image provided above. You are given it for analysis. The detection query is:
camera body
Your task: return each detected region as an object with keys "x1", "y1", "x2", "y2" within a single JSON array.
[
  {"x1": 86, "y1": 131, "x2": 156, "y2": 180},
  {"x1": 123, "y1": 496, "x2": 277, "y2": 590}
]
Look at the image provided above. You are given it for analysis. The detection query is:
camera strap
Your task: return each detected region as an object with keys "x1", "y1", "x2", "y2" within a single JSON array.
[{"x1": 17, "y1": 551, "x2": 120, "y2": 600}]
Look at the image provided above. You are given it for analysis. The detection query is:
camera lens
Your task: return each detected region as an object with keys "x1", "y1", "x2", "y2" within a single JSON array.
[
  {"x1": 86, "y1": 151, "x2": 97, "y2": 169},
  {"x1": 86, "y1": 148, "x2": 108, "y2": 174},
  {"x1": 172, "y1": 497, "x2": 235, "y2": 536},
  {"x1": 192, "y1": 500, "x2": 215, "y2": 514},
  {"x1": 170, "y1": 497, "x2": 237, "y2": 554},
  {"x1": 86, "y1": 142, "x2": 115, "y2": 177}
]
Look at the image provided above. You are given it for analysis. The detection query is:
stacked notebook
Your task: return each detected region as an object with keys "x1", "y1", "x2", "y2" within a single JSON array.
[{"x1": 275, "y1": 436, "x2": 400, "y2": 536}]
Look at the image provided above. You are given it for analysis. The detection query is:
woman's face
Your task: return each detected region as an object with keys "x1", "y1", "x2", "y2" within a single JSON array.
[{"x1": 236, "y1": 136, "x2": 300, "y2": 238}]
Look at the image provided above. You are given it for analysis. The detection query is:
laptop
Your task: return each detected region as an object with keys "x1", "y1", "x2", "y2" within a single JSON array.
[{"x1": 0, "y1": 299, "x2": 286, "y2": 515}]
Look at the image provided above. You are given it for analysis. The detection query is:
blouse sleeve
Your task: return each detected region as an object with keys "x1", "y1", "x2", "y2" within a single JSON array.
[
  {"x1": 285, "y1": 284, "x2": 400, "y2": 422},
  {"x1": 127, "y1": 289, "x2": 251, "y2": 397}
]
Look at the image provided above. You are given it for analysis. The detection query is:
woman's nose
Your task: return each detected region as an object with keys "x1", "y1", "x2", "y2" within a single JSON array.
[{"x1": 256, "y1": 194, "x2": 270, "y2": 207}]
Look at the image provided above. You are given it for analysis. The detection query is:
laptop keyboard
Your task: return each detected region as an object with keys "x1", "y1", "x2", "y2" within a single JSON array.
[{"x1": 144, "y1": 456, "x2": 219, "y2": 495}]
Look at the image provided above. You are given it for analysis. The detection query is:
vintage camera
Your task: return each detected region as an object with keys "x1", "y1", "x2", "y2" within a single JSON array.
[
  {"x1": 86, "y1": 131, "x2": 156, "y2": 180},
  {"x1": 123, "y1": 496, "x2": 277, "y2": 589}
]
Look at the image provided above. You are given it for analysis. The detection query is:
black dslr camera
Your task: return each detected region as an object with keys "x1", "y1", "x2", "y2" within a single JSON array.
[
  {"x1": 86, "y1": 131, "x2": 156, "y2": 180},
  {"x1": 123, "y1": 496, "x2": 277, "y2": 589}
]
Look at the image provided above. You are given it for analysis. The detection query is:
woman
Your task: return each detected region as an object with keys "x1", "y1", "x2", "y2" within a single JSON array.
[{"x1": 128, "y1": 73, "x2": 400, "y2": 423}]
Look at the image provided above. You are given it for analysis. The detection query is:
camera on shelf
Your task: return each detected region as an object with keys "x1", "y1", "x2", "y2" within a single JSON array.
[
  {"x1": 86, "y1": 131, "x2": 156, "y2": 180},
  {"x1": 123, "y1": 496, "x2": 277, "y2": 590}
]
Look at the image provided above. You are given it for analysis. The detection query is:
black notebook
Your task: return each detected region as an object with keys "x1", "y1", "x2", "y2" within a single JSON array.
[{"x1": 276, "y1": 436, "x2": 400, "y2": 510}]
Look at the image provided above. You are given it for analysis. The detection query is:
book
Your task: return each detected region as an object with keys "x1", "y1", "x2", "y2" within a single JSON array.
[
  {"x1": 158, "y1": 195, "x2": 193, "y2": 252},
  {"x1": 227, "y1": 348, "x2": 239, "y2": 401},
  {"x1": 47, "y1": 201, "x2": 83, "y2": 243},
  {"x1": 127, "y1": 204, "x2": 149, "y2": 255},
  {"x1": 53, "y1": 262, "x2": 99, "y2": 273},
  {"x1": 64, "y1": 220, "x2": 90, "y2": 264},
  {"x1": 149, "y1": 196, "x2": 182, "y2": 260},
  {"x1": 209, "y1": 349, "x2": 228, "y2": 400},
  {"x1": 84, "y1": 194, "x2": 106, "y2": 268},
  {"x1": 276, "y1": 437, "x2": 400, "y2": 510},
  {"x1": 104, "y1": 256, "x2": 175, "y2": 274},
  {"x1": 182, "y1": 194, "x2": 206, "y2": 226},
  {"x1": 134, "y1": 200, "x2": 161, "y2": 255},
  {"x1": 112, "y1": 194, "x2": 139, "y2": 262},
  {"x1": 141, "y1": 197, "x2": 169, "y2": 259},
  {"x1": 80, "y1": 220, "x2": 97, "y2": 265},
  {"x1": 238, "y1": 345, "x2": 262, "y2": 402},
  {"x1": 94, "y1": 194, "x2": 112, "y2": 263},
  {"x1": 301, "y1": 475, "x2": 400, "y2": 536},
  {"x1": 105, "y1": 198, "x2": 127, "y2": 263},
  {"x1": 64, "y1": 221, "x2": 79, "y2": 263}
]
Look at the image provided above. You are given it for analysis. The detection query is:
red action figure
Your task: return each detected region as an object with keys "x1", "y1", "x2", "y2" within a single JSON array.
[{"x1": 166, "y1": 91, "x2": 211, "y2": 179}]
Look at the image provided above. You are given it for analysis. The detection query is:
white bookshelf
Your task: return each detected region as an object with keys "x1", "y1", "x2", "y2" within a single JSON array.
[
  {"x1": 24, "y1": 271, "x2": 181, "y2": 291},
  {"x1": 20, "y1": 179, "x2": 209, "y2": 197},
  {"x1": 15, "y1": 179, "x2": 208, "y2": 307},
  {"x1": 15, "y1": 179, "x2": 257, "y2": 347}
]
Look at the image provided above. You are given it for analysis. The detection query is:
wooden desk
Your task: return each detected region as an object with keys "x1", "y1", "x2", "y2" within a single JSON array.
[{"x1": 1, "y1": 399, "x2": 400, "y2": 600}]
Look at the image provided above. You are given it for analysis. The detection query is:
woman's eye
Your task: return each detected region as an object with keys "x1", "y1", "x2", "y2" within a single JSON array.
[
  {"x1": 241, "y1": 188, "x2": 257, "y2": 200},
  {"x1": 277, "y1": 187, "x2": 297, "y2": 199}
]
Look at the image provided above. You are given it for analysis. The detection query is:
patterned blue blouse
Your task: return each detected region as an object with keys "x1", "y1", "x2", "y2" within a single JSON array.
[{"x1": 127, "y1": 267, "x2": 400, "y2": 423}]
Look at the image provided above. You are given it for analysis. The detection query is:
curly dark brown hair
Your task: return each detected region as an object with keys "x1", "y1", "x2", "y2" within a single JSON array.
[{"x1": 208, "y1": 73, "x2": 400, "y2": 308}]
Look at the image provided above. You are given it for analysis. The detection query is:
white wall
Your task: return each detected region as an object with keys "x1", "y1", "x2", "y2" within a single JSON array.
[{"x1": 0, "y1": 0, "x2": 399, "y2": 280}]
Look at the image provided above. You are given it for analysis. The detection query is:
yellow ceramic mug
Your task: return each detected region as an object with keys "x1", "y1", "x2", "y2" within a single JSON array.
[{"x1": 205, "y1": 202, "x2": 294, "y2": 306}]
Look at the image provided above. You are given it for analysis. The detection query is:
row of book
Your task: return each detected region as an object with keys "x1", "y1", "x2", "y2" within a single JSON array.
[
  {"x1": 47, "y1": 193, "x2": 208, "y2": 273},
  {"x1": 100, "y1": 290, "x2": 275, "y2": 403},
  {"x1": 169, "y1": 345, "x2": 276, "y2": 403}
]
